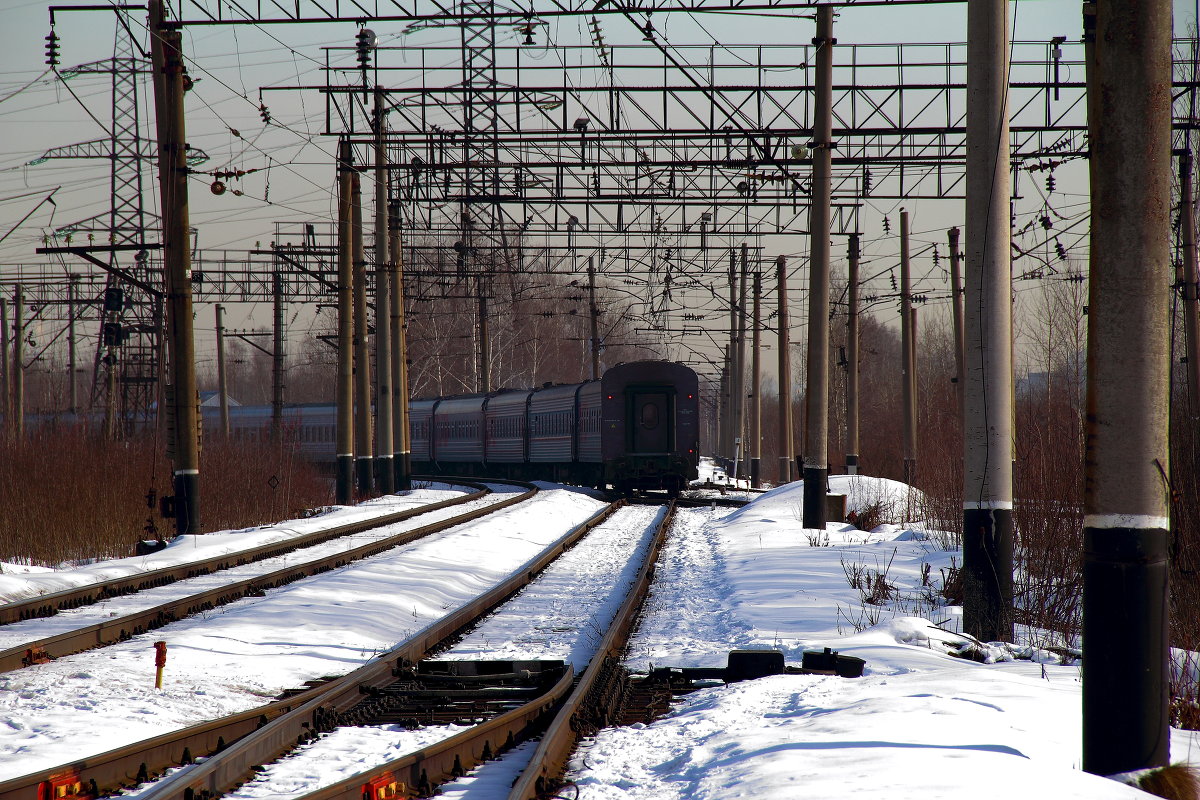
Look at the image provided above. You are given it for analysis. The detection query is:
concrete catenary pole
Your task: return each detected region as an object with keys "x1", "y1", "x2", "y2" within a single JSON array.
[
  {"x1": 948, "y1": 227, "x2": 966, "y2": 422},
  {"x1": 718, "y1": 352, "x2": 730, "y2": 468},
  {"x1": 735, "y1": 243, "x2": 750, "y2": 478},
  {"x1": 726, "y1": 248, "x2": 738, "y2": 467},
  {"x1": 0, "y1": 296, "x2": 8, "y2": 432},
  {"x1": 1180, "y1": 153, "x2": 1200, "y2": 418},
  {"x1": 910, "y1": 304, "x2": 919, "y2": 485},
  {"x1": 900, "y1": 209, "x2": 917, "y2": 487},
  {"x1": 12, "y1": 286, "x2": 23, "y2": 439},
  {"x1": 374, "y1": 88, "x2": 395, "y2": 494},
  {"x1": 1082, "y1": 0, "x2": 1172, "y2": 776},
  {"x1": 477, "y1": 273, "x2": 490, "y2": 394},
  {"x1": 845, "y1": 234, "x2": 860, "y2": 475},
  {"x1": 67, "y1": 275, "x2": 78, "y2": 416},
  {"x1": 963, "y1": 0, "x2": 1014, "y2": 642},
  {"x1": 588, "y1": 256, "x2": 601, "y2": 380},
  {"x1": 215, "y1": 304, "x2": 230, "y2": 438},
  {"x1": 388, "y1": 199, "x2": 411, "y2": 490},
  {"x1": 271, "y1": 272, "x2": 284, "y2": 444},
  {"x1": 750, "y1": 269, "x2": 762, "y2": 488},
  {"x1": 335, "y1": 138, "x2": 355, "y2": 505},
  {"x1": 777, "y1": 255, "x2": 794, "y2": 483},
  {"x1": 352, "y1": 170, "x2": 374, "y2": 496},
  {"x1": 804, "y1": 3, "x2": 834, "y2": 527},
  {"x1": 149, "y1": 0, "x2": 200, "y2": 535},
  {"x1": 104, "y1": 347, "x2": 117, "y2": 440}
]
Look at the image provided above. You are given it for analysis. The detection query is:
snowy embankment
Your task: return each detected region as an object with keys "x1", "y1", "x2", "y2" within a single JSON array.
[
  {"x1": 567, "y1": 476, "x2": 1200, "y2": 799},
  {"x1": 0, "y1": 485, "x2": 471, "y2": 605},
  {"x1": 0, "y1": 487, "x2": 514, "y2": 652},
  {"x1": 0, "y1": 485, "x2": 605, "y2": 781}
]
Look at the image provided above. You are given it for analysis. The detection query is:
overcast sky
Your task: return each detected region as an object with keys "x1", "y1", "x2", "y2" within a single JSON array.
[{"x1": 0, "y1": 0, "x2": 1195, "y2": 381}]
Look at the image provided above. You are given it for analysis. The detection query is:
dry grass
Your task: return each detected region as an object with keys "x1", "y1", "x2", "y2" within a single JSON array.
[{"x1": 0, "y1": 424, "x2": 331, "y2": 566}]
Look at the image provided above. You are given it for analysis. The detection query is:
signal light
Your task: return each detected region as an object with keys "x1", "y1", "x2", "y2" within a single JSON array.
[
  {"x1": 103, "y1": 322, "x2": 125, "y2": 346},
  {"x1": 45, "y1": 30, "x2": 60, "y2": 67}
]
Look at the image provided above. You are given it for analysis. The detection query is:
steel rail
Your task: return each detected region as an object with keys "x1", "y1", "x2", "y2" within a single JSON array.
[
  {"x1": 274, "y1": 671, "x2": 578, "y2": 800},
  {"x1": 0, "y1": 480, "x2": 540, "y2": 800},
  {"x1": 260, "y1": 502, "x2": 675, "y2": 800},
  {"x1": 0, "y1": 481, "x2": 529, "y2": 675},
  {"x1": 0, "y1": 493, "x2": 621, "y2": 800},
  {"x1": 133, "y1": 498, "x2": 626, "y2": 800},
  {"x1": 0, "y1": 479, "x2": 488, "y2": 626},
  {"x1": 508, "y1": 501, "x2": 677, "y2": 799}
]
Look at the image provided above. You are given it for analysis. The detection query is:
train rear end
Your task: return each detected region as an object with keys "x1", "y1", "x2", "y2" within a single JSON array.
[{"x1": 601, "y1": 361, "x2": 700, "y2": 495}]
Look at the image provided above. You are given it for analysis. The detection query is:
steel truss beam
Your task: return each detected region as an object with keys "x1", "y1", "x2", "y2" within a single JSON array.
[
  {"x1": 296, "y1": 38, "x2": 1200, "y2": 241},
  {"x1": 170, "y1": 0, "x2": 959, "y2": 27}
]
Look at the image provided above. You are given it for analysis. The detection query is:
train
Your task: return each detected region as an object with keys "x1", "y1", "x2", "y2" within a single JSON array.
[{"x1": 202, "y1": 360, "x2": 701, "y2": 495}]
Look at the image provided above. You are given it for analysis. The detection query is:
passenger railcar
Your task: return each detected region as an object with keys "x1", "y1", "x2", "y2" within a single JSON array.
[{"x1": 201, "y1": 360, "x2": 700, "y2": 494}]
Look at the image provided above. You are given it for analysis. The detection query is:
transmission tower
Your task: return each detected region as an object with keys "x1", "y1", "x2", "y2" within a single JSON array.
[
  {"x1": 457, "y1": 0, "x2": 504, "y2": 391},
  {"x1": 38, "y1": 12, "x2": 164, "y2": 433}
]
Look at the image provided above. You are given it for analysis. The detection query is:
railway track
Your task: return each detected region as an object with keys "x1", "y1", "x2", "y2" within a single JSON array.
[
  {"x1": 0, "y1": 481, "x2": 531, "y2": 676},
  {"x1": 0, "y1": 490, "x2": 631, "y2": 800},
  {"x1": 0, "y1": 480, "x2": 490, "y2": 626},
  {"x1": 178, "y1": 502, "x2": 676, "y2": 800}
]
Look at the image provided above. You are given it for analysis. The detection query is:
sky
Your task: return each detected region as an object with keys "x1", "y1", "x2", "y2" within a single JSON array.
[{"x1": 0, "y1": 0, "x2": 1194, "y2": 388}]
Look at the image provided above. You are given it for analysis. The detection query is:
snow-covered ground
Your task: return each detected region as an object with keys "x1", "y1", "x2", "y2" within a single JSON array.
[
  {"x1": 3, "y1": 475, "x2": 1196, "y2": 799},
  {"x1": 0, "y1": 486, "x2": 511, "y2": 652},
  {"x1": 566, "y1": 477, "x2": 1200, "y2": 799},
  {"x1": 219, "y1": 503, "x2": 667, "y2": 800},
  {"x1": 0, "y1": 484, "x2": 471, "y2": 605},
  {"x1": 0, "y1": 484, "x2": 604, "y2": 780}
]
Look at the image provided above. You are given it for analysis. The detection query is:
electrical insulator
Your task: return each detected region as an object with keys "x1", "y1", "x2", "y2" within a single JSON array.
[
  {"x1": 1046, "y1": 173, "x2": 1056, "y2": 193},
  {"x1": 1041, "y1": 215, "x2": 1052, "y2": 230},
  {"x1": 259, "y1": 103, "x2": 271, "y2": 124},
  {"x1": 45, "y1": 30, "x2": 59, "y2": 67},
  {"x1": 356, "y1": 28, "x2": 376, "y2": 69},
  {"x1": 862, "y1": 167, "x2": 871, "y2": 196},
  {"x1": 882, "y1": 216, "x2": 890, "y2": 234}
]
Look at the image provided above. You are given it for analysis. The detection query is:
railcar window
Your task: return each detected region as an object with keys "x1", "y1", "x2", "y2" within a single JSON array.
[{"x1": 641, "y1": 403, "x2": 660, "y2": 430}]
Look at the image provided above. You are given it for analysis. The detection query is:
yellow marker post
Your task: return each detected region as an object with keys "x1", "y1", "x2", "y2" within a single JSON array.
[{"x1": 154, "y1": 641, "x2": 167, "y2": 689}]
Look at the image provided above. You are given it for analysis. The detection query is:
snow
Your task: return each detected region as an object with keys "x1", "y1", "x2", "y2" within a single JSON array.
[
  {"x1": 0, "y1": 487, "x2": 514, "y2": 652},
  {"x1": 0, "y1": 485, "x2": 471, "y2": 605},
  {"x1": 220, "y1": 503, "x2": 666, "y2": 800},
  {"x1": 568, "y1": 478, "x2": 1200, "y2": 799},
  {"x1": 0, "y1": 484, "x2": 605, "y2": 780},
  {"x1": 1, "y1": 475, "x2": 1197, "y2": 799}
]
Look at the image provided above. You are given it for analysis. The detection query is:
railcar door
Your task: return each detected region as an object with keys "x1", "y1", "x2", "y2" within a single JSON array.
[{"x1": 630, "y1": 391, "x2": 671, "y2": 453}]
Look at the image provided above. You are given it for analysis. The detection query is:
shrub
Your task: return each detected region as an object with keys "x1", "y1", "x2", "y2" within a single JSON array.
[{"x1": 0, "y1": 425, "x2": 330, "y2": 566}]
